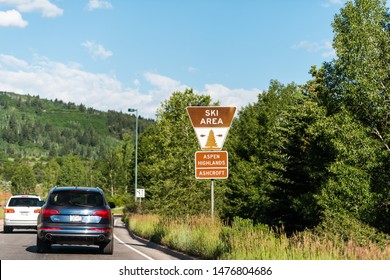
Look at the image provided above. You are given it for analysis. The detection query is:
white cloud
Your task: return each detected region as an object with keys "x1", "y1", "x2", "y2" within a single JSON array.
[
  {"x1": 204, "y1": 84, "x2": 260, "y2": 109},
  {"x1": 144, "y1": 72, "x2": 186, "y2": 92},
  {"x1": 0, "y1": 9, "x2": 28, "y2": 27},
  {"x1": 0, "y1": 54, "x2": 261, "y2": 119},
  {"x1": 292, "y1": 40, "x2": 335, "y2": 58},
  {"x1": 82, "y1": 41, "x2": 113, "y2": 60},
  {"x1": 321, "y1": 0, "x2": 346, "y2": 8},
  {"x1": 143, "y1": 72, "x2": 189, "y2": 114},
  {"x1": 0, "y1": 0, "x2": 63, "y2": 17},
  {"x1": 143, "y1": 72, "x2": 260, "y2": 117},
  {"x1": 0, "y1": 54, "x2": 29, "y2": 68},
  {"x1": 0, "y1": 54, "x2": 147, "y2": 115},
  {"x1": 87, "y1": 0, "x2": 112, "y2": 10}
]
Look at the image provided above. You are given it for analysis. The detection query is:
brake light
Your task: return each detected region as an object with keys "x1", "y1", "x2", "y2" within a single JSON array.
[
  {"x1": 42, "y1": 209, "x2": 60, "y2": 217},
  {"x1": 93, "y1": 210, "x2": 110, "y2": 219},
  {"x1": 40, "y1": 227, "x2": 61, "y2": 231},
  {"x1": 5, "y1": 208, "x2": 15, "y2": 213},
  {"x1": 34, "y1": 209, "x2": 41, "y2": 213},
  {"x1": 90, "y1": 228, "x2": 111, "y2": 233}
]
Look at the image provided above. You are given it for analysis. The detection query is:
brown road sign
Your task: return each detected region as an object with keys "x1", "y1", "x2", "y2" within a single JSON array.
[
  {"x1": 195, "y1": 151, "x2": 228, "y2": 179},
  {"x1": 187, "y1": 106, "x2": 236, "y2": 150}
]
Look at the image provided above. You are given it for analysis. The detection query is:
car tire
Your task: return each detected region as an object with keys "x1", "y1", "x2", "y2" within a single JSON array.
[
  {"x1": 3, "y1": 226, "x2": 13, "y2": 233},
  {"x1": 36, "y1": 236, "x2": 51, "y2": 253},
  {"x1": 100, "y1": 240, "x2": 114, "y2": 255}
]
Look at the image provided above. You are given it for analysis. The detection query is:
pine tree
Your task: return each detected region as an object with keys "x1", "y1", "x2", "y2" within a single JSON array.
[{"x1": 205, "y1": 129, "x2": 218, "y2": 150}]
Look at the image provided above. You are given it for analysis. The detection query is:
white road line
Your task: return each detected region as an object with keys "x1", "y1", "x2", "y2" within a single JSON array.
[{"x1": 114, "y1": 234, "x2": 154, "y2": 260}]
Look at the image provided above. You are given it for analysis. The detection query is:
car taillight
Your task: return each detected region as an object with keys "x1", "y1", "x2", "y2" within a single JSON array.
[
  {"x1": 42, "y1": 209, "x2": 60, "y2": 217},
  {"x1": 90, "y1": 228, "x2": 111, "y2": 233},
  {"x1": 5, "y1": 208, "x2": 15, "y2": 213},
  {"x1": 40, "y1": 227, "x2": 61, "y2": 231},
  {"x1": 34, "y1": 209, "x2": 41, "y2": 213},
  {"x1": 93, "y1": 210, "x2": 110, "y2": 219}
]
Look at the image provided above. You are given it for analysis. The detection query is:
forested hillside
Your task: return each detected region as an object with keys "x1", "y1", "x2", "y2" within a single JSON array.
[
  {"x1": 0, "y1": 91, "x2": 153, "y2": 201},
  {"x1": 0, "y1": 91, "x2": 152, "y2": 160}
]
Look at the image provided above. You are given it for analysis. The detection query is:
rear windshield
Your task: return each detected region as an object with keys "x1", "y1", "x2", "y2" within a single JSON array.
[
  {"x1": 8, "y1": 197, "x2": 40, "y2": 207},
  {"x1": 49, "y1": 191, "x2": 104, "y2": 207}
]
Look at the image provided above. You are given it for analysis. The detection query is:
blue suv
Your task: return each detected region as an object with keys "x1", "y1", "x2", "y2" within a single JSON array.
[{"x1": 37, "y1": 186, "x2": 115, "y2": 254}]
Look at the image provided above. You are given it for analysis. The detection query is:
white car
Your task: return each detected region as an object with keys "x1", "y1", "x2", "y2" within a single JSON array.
[{"x1": 3, "y1": 195, "x2": 43, "y2": 233}]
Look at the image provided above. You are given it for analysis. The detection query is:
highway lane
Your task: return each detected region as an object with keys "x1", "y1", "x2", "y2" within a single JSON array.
[{"x1": 0, "y1": 216, "x2": 190, "y2": 260}]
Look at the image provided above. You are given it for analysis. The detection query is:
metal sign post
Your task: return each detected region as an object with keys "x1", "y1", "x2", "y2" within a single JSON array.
[{"x1": 211, "y1": 179, "x2": 214, "y2": 218}]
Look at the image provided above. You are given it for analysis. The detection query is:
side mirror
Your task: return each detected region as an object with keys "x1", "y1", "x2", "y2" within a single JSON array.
[{"x1": 109, "y1": 202, "x2": 116, "y2": 209}]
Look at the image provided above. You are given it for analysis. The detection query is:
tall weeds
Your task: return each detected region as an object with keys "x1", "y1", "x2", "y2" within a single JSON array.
[{"x1": 124, "y1": 214, "x2": 390, "y2": 260}]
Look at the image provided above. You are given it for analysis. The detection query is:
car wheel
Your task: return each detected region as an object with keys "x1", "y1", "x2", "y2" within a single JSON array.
[
  {"x1": 99, "y1": 240, "x2": 114, "y2": 255},
  {"x1": 36, "y1": 236, "x2": 51, "y2": 253},
  {"x1": 3, "y1": 226, "x2": 13, "y2": 233}
]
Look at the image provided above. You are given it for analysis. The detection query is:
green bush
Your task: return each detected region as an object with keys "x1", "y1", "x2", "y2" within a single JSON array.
[
  {"x1": 107, "y1": 194, "x2": 133, "y2": 208},
  {"x1": 313, "y1": 212, "x2": 390, "y2": 248}
]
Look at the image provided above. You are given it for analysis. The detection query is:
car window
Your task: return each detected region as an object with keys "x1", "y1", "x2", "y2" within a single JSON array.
[
  {"x1": 49, "y1": 191, "x2": 104, "y2": 207},
  {"x1": 8, "y1": 198, "x2": 40, "y2": 207}
]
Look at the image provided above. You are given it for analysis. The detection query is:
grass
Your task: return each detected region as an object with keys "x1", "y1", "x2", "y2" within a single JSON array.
[
  {"x1": 111, "y1": 207, "x2": 124, "y2": 215},
  {"x1": 123, "y1": 214, "x2": 390, "y2": 260},
  {"x1": 125, "y1": 214, "x2": 224, "y2": 259}
]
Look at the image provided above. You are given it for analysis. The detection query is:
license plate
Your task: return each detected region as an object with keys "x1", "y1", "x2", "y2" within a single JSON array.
[{"x1": 70, "y1": 215, "x2": 82, "y2": 222}]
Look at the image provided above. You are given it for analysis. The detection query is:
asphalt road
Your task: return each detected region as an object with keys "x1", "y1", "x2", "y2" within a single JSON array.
[{"x1": 0, "y1": 216, "x2": 191, "y2": 260}]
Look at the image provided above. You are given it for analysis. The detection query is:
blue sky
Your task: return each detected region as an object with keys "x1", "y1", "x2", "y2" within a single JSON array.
[{"x1": 0, "y1": 0, "x2": 372, "y2": 119}]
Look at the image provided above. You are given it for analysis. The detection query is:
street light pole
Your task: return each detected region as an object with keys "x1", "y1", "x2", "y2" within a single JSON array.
[{"x1": 128, "y1": 108, "x2": 138, "y2": 202}]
